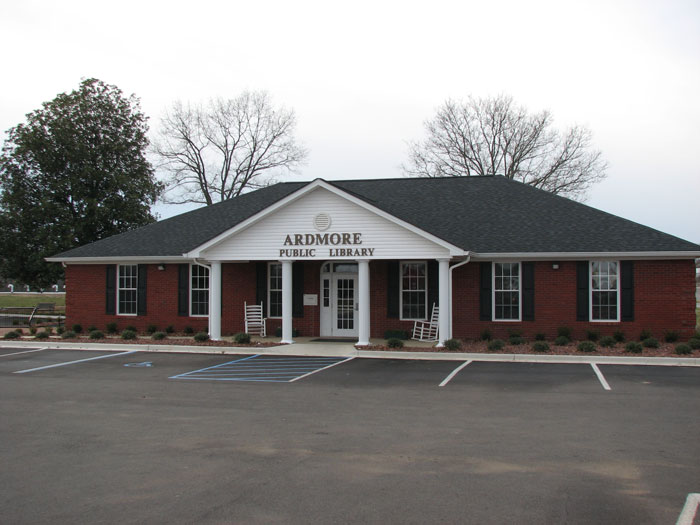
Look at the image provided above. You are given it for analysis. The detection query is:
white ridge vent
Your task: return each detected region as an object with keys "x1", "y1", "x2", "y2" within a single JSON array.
[{"x1": 313, "y1": 213, "x2": 331, "y2": 231}]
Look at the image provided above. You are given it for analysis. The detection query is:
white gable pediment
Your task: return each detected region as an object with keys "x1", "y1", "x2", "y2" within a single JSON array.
[{"x1": 195, "y1": 183, "x2": 464, "y2": 261}]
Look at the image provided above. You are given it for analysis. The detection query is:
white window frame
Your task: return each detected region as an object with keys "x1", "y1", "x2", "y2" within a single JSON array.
[
  {"x1": 589, "y1": 260, "x2": 620, "y2": 322},
  {"x1": 492, "y1": 261, "x2": 522, "y2": 322},
  {"x1": 189, "y1": 263, "x2": 210, "y2": 317},
  {"x1": 117, "y1": 264, "x2": 138, "y2": 316},
  {"x1": 268, "y1": 262, "x2": 282, "y2": 319},
  {"x1": 399, "y1": 260, "x2": 428, "y2": 321}
]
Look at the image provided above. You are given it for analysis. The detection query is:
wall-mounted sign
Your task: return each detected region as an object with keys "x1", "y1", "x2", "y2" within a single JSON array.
[{"x1": 303, "y1": 294, "x2": 318, "y2": 306}]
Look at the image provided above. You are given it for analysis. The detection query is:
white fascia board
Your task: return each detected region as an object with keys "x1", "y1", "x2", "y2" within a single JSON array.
[
  {"x1": 185, "y1": 178, "x2": 468, "y2": 258},
  {"x1": 470, "y1": 251, "x2": 700, "y2": 261},
  {"x1": 45, "y1": 256, "x2": 191, "y2": 264}
]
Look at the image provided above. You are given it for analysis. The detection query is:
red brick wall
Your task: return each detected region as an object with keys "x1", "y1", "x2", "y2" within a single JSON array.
[
  {"x1": 451, "y1": 259, "x2": 697, "y2": 340},
  {"x1": 66, "y1": 259, "x2": 697, "y2": 339}
]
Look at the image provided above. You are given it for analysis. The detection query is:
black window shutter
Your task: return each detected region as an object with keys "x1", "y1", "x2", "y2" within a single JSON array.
[
  {"x1": 178, "y1": 264, "x2": 189, "y2": 316},
  {"x1": 387, "y1": 261, "x2": 399, "y2": 318},
  {"x1": 293, "y1": 262, "x2": 304, "y2": 318},
  {"x1": 105, "y1": 265, "x2": 116, "y2": 315},
  {"x1": 137, "y1": 265, "x2": 147, "y2": 316},
  {"x1": 256, "y1": 262, "x2": 268, "y2": 314},
  {"x1": 576, "y1": 261, "x2": 589, "y2": 321},
  {"x1": 427, "y1": 260, "x2": 439, "y2": 315},
  {"x1": 620, "y1": 261, "x2": 634, "y2": 322},
  {"x1": 479, "y1": 262, "x2": 492, "y2": 321},
  {"x1": 522, "y1": 262, "x2": 535, "y2": 321}
]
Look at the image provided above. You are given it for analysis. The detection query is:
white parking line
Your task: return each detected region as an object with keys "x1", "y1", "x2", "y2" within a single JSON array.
[
  {"x1": 13, "y1": 350, "x2": 138, "y2": 374},
  {"x1": 0, "y1": 347, "x2": 48, "y2": 358},
  {"x1": 590, "y1": 363, "x2": 611, "y2": 391},
  {"x1": 289, "y1": 356, "x2": 356, "y2": 382},
  {"x1": 439, "y1": 360, "x2": 472, "y2": 387},
  {"x1": 676, "y1": 493, "x2": 700, "y2": 525}
]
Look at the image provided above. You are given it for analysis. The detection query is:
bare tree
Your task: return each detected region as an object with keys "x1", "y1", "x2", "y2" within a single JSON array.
[
  {"x1": 403, "y1": 95, "x2": 607, "y2": 199},
  {"x1": 154, "y1": 91, "x2": 308, "y2": 205}
]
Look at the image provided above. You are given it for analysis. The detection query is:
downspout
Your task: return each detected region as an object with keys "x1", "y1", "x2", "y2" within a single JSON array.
[{"x1": 448, "y1": 254, "x2": 471, "y2": 340}]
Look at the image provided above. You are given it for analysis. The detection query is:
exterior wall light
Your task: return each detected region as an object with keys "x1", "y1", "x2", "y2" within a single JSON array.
[
  {"x1": 552, "y1": 263, "x2": 559, "y2": 270},
  {"x1": 157, "y1": 264, "x2": 165, "y2": 271}
]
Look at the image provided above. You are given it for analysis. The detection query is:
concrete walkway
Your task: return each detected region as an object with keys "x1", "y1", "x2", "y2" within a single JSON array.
[{"x1": 1, "y1": 339, "x2": 699, "y2": 367}]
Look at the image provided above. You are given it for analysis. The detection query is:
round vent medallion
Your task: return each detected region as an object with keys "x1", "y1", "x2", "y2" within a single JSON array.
[{"x1": 313, "y1": 213, "x2": 332, "y2": 231}]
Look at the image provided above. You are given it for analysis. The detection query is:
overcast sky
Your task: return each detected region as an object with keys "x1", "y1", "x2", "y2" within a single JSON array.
[{"x1": 2, "y1": 0, "x2": 698, "y2": 243}]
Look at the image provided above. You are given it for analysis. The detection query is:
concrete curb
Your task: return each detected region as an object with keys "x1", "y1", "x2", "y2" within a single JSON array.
[{"x1": 1, "y1": 340, "x2": 699, "y2": 366}]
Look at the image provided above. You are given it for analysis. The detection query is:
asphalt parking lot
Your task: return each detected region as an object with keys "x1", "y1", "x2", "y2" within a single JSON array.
[{"x1": 1, "y1": 347, "x2": 699, "y2": 524}]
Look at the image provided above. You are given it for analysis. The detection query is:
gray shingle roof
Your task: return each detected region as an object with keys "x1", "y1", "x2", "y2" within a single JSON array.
[{"x1": 51, "y1": 176, "x2": 700, "y2": 259}]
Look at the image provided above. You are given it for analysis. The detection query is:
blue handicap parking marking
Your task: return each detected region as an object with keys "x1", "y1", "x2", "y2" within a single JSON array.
[{"x1": 170, "y1": 354, "x2": 352, "y2": 382}]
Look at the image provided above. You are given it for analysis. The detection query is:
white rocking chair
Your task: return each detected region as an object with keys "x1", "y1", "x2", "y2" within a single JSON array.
[
  {"x1": 412, "y1": 303, "x2": 439, "y2": 342},
  {"x1": 244, "y1": 302, "x2": 267, "y2": 337}
]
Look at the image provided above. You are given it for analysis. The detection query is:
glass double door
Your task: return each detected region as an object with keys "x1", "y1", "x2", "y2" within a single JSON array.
[
  {"x1": 320, "y1": 264, "x2": 358, "y2": 337},
  {"x1": 332, "y1": 275, "x2": 357, "y2": 337}
]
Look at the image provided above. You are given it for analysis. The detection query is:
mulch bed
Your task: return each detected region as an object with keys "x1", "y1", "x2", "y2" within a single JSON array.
[
  {"x1": 359, "y1": 340, "x2": 699, "y2": 358},
  {"x1": 3, "y1": 334, "x2": 282, "y2": 348}
]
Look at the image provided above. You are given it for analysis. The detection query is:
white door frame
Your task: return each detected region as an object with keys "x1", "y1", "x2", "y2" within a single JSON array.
[{"x1": 320, "y1": 263, "x2": 359, "y2": 337}]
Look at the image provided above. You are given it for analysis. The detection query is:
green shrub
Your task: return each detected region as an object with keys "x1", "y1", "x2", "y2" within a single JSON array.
[
  {"x1": 121, "y1": 329, "x2": 136, "y2": 340},
  {"x1": 639, "y1": 329, "x2": 652, "y2": 341},
  {"x1": 532, "y1": 341, "x2": 550, "y2": 352},
  {"x1": 3, "y1": 331, "x2": 20, "y2": 339},
  {"x1": 687, "y1": 338, "x2": 700, "y2": 350},
  {"x1": 557, "y1": 326, "x2": 572, "y2": 339},
  {"x1": 479, "y1": 329, "x2": 492, "y2": 341},
  {"x1": 663, "y1": 330, "x2": 679, "y2": 343},
  {"x1": 586, "y1": 330, "x2": 600, "y2": 342},
  {"x1": 386, "y1": 338, "x2": 404, "y2": 349},
  {"x1": 487, "y1": 339, "x2": 505, "y2": 351},
  {"x1": 577, "y1": 341, "x2": 596, "y2": 353},
  {"x1": 625, "y1": 342, "x2": 643, "y2": 353},
  {"x1": 194, "y1": 332, "x2": 209, "y2": 342},
  {"x1": 72, "y1": 324, "x2": 83, "y2": 334},
  {"x1": 61, "y1": 330, "x2": 76, "y2": 339},
  {"x1": 675, "y1": 343, "x2": 692, "y2": 355},
  {"x1": 29, "y1": 327, "x2": 37, "y2": 335},
  {"x1": 89, "y1": 330, "x2": 104, "y2": 340},
  {"x1": 56, "y1": 326, "x2": 64, "y2": 335},
  {"x1": 444, "y1": 338, "x2": 462, "y2": 351},
  {"x1": 125, "y1": 325, "x2": 137, "y2": 333},
  {"x1": 509, "y1": 336, "x2": 526, "y2": 346},
  {"x1": 613, "y1": 330, "x2": 625, "y2": 343},
  {"x1": 14, "y1": 328, "x2": 23, "y2": 335},
  {"x1": 234, "y1": 332, "x2": 251, "y2": 344},
  {"x1": 507, "y1": 328, "x2": 522, "y2": 338},
  {"x1": 151, "y1": 332, "x2": 166, "y2": 340},
  {"x1": 146, "y1": 324, "x2": 158, "y2": 334},
  {"x1": 534, "y1": 333, "x2": 546, "y2": 341},
  {"x1": 554, "y1": 336, "x2": 570, "y2": 346},
  {"x1": 184, "y1": 326, "x2": 194, "y2": 335},
  {"x1": 35, "y1": 330, "x2": 50, "y2": 339},
  {"x1": 383, "y1": 329, "x2": 409, "y2": 340},
  {"x1": 105, "y1": 322, "x2": 118, "y2": 334},
  {"x1": 599, "y1": 336, "x2": 616, "y2": 348},
  {"x1": 44, "y1": 327, "x2": 53, "y2": 335},
  {"x1": 87, "y1": 325, "x2": 97, "y2": 333},
  {"x1": 642, "y1": 337, "x2": 659, "y2": 349},
  {"x1": 165, "y1": 325, "x2": 175, "y2": 334}
]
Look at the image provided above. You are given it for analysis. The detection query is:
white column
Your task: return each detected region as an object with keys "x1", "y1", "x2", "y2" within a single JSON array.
[
  {"x1": 437, "y1": 258, "x2": 450, "y2": 347},
  {"x1": 281, "y1": 260, "x2": 294, "y2": 344},
  {"x1": 357, "y1": 260, "x2": 370, "y2": 346},
  {"x1": 209, "y1": 261, "x2": 222, "y2": 341}
]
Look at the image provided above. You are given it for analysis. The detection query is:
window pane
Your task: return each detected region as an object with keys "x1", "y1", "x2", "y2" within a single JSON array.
[
  {"x1": 493, "y1": 263, "x2": 520, "y2": 320},
  {"x1": 401, "y1": 262, "x2": 427, "y2": 319}
]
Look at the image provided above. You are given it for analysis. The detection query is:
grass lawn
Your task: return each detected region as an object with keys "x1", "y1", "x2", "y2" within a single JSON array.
[{"x1": 0, "y1": 293, "x2": 65, "y2": 308}]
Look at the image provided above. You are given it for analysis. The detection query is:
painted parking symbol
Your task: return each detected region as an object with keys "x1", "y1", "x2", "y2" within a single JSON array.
[
  {"x1": 124, "y1": 362, "x2": 153, "y2": 367},
  {"x1": 170, "y1": 354, "x2": 354, "y2": 382}
]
